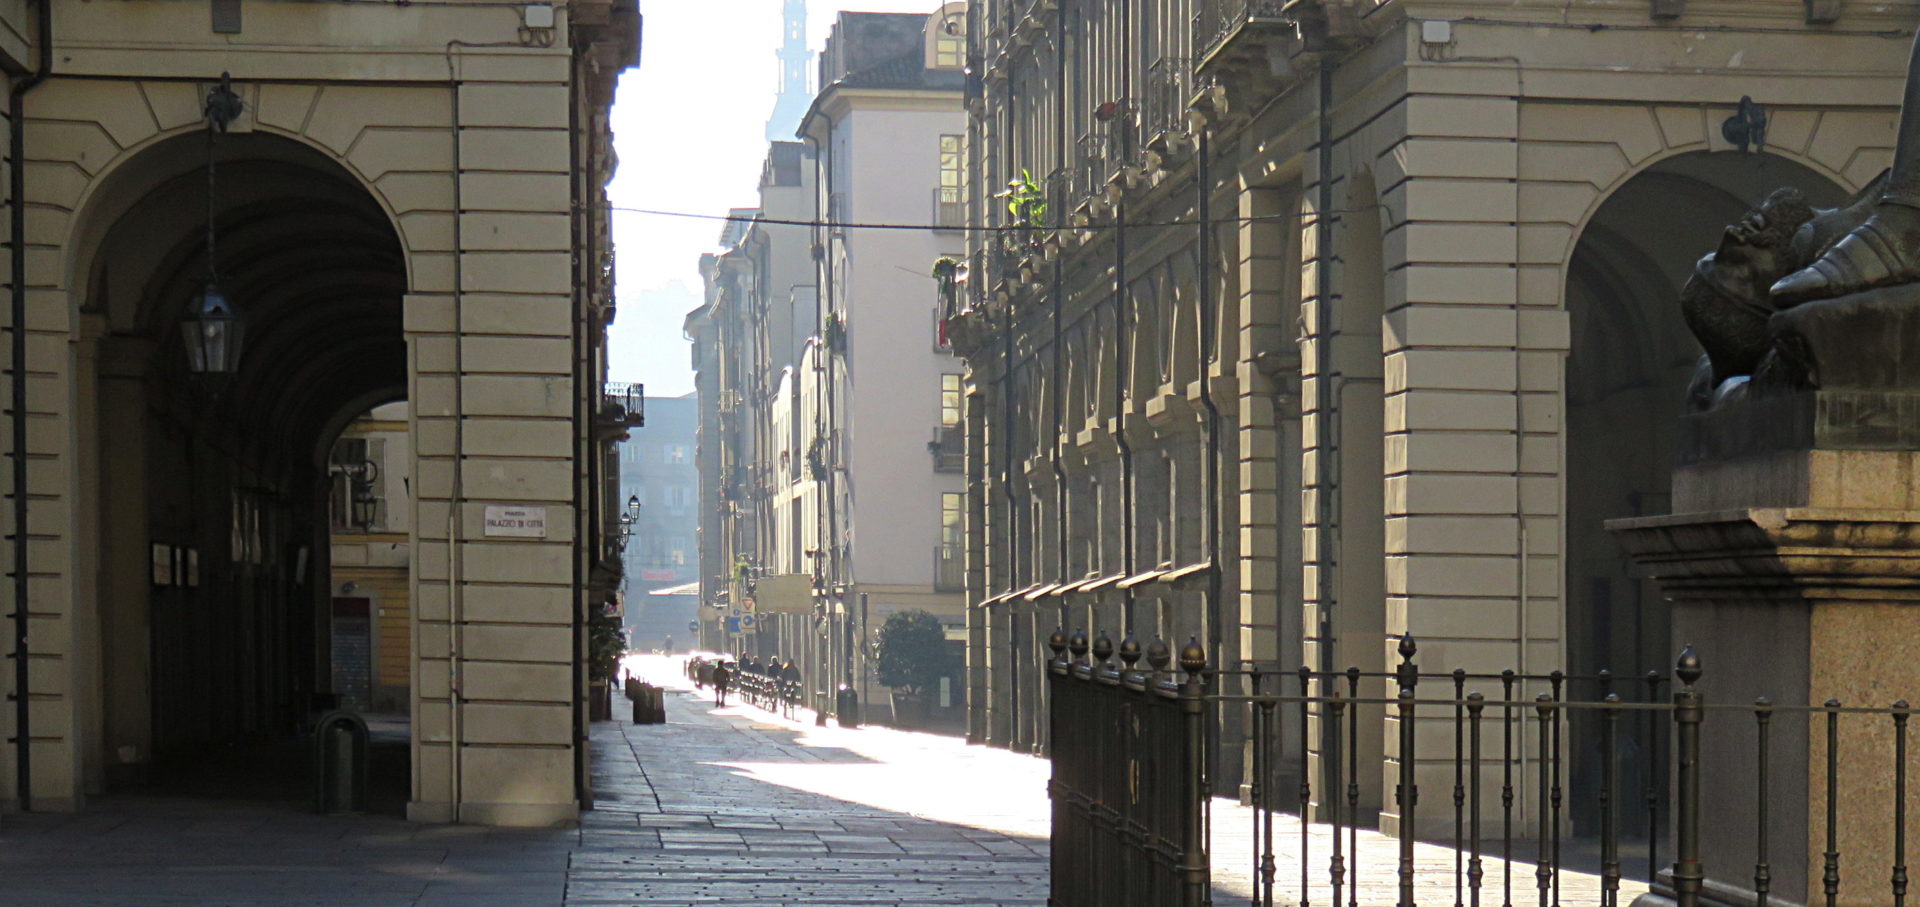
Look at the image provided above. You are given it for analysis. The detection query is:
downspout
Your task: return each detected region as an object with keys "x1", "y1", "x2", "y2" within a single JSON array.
[
  {"x1": 10, "y1": 0, "x2": 51, "y2": 812},
  {"x1": 1196, "y1": 118, "x2": 1225, "y2": 787},
  {"x1": 1311, "y1": 55, "x2": 1340, "y2": 774},
  {"x1": 566, "y1": 44, "x2": 590, "y2": 813},
  {"x1": 442, "y1": 41, "x2": 474, "y2": 822},
  {"x1": 1050, "y1": 0, "x2": 1068, "y2": 642},
  {"x1": 999, "y1": 46, "x2": 1019, "y2": 743},
  {"x1": 1113, "y1": 0, "x2": 1135, "y2": 639}
]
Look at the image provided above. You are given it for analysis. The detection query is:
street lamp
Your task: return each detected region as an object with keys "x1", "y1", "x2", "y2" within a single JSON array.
[
  {"x1": 181, "y1": 285, "x2": 242, "y2": 376},
  {"x1": 183, "y1": 73, "x2": 247, "y2": 378},
  {"x1": 626, "y1": 493, "x2": 640, "y2": 513}
]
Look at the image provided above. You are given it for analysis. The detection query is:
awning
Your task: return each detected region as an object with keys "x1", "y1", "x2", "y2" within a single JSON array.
[{"x1": 648, "y1": 581, "x2": 702, "y2": 597}]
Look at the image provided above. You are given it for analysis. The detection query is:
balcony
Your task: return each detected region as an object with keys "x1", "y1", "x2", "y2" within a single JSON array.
[
  {"x1": 1193, "y1": 0, "x2": 1292, "y2": 72},
  {"x1": 1143, "y1": 57, "x2": 1192, "y2": 142},
  {"x1": 928, "y1": 424, "x2": 964, "y2": 473},
  {"x1": 933, "y1": 543, "x2": 965, "y2": 593},
  {"x1": 1071, "y1": 129, "x2": 1112, "y2": 207},
  {"x1": 932, "y1": 187, "x2": 966, "y2": 230},
  {"x1": 597, "y1": 381, "x2": 646, "y2": 442}
]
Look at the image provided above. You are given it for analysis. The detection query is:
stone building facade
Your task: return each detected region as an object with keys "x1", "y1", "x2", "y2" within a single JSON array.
[
  {"x1": 958, "y1": 0, "x2": 1914, "y2": 832},
  {"x1": 0, "y1": 1, "x2": 638, "y2": 826},
  {"x1": 690, "y1": 9, "x2": 972, "y2": 724},
  {"x1": 617, "y1": 392, "x2": 697, "y2": 651}
]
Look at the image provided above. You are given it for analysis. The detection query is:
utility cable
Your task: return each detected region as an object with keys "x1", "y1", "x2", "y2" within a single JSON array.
[{"x1": 609, "y1": 203, "x2": 1384, "y2": 233}]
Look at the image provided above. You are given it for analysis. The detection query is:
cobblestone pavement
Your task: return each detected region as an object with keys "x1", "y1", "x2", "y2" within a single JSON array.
[
  {"x1": 0, "y1": 653, "x2": 1644, "y2": 905},
  {"x1": 573, "y1": 654, "x2": 1049, "y2": 905}
]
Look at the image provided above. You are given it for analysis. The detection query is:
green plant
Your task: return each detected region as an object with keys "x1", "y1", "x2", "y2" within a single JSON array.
[
  {"x1": 997, "y1": 169, "x2": 1048, "y2": 230},
  {"x1": 588, "y1": 605, "x2": 625, "y2": 683},
  {"x1": 806, "y1": 437, "x2": 829, "y2": 481},
  {"x1": 873, "y1": 609, "x2": 958, "y2": 700},
  {"x1": 823, "y1": 311, "x2": 847, "y2": 353}
]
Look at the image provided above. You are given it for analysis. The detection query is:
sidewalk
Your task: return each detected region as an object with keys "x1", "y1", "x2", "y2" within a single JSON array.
[{"x1": 0, "y1": 654, "x2": 1645, "y2": 905}]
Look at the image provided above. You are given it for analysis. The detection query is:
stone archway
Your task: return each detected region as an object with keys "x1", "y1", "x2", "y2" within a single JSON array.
[
  {"x1": 70, "y1": 129, "x2": 407, "y2": 799},
  {"x1": 1562, "y1": 149, "x2": 1848, "y2": 831}
]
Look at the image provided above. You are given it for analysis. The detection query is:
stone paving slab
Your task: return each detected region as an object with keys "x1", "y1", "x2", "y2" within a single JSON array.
[{"x1": 0, "y1": 652, "x2": 1654, "y2": 905}]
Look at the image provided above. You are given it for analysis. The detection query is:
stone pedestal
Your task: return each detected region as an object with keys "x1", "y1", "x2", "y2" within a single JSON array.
[{"x1": 1610, "y1": 390, "x2": 1920, "y2": 906}]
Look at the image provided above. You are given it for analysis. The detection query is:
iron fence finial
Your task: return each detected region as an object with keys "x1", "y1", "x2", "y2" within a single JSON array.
[
  {"x1": 1178, "y1": 636, "x2": 1206, "y2": 676},
  {"x1": 1069, "y1": 628, "x2": 1089, "y2": 660},
  {"x1": 1676, "y1": 644, "x2": 1703, "y2": 688},
  {"x1": 1119, "y1": 634, "x2": 1142, "y2": 668},
  {"x1": 1048, "y1": 628, "x2": 1067, "y2": 656},
  {"x1": 1147, "y1": 637, "x2": 1172, "y2": 673},
  {"x1": 1093, "y1": 631, "x2": 1114, "y2": 665},
  {"x1": 1398, "y1": 633, "x2": 1418, "y2": 661}
]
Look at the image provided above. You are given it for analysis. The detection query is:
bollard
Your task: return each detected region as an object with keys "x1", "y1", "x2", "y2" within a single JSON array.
[
  {"x1": 313, "y1": 710, "x2": 369, "y2": 814},
  {"x1": 836, "y1": 684, "x2": 861, "y2": 728}
]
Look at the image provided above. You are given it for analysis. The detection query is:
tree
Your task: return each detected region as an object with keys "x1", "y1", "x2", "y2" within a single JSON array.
[{"x1": 873, "y1": 609, "x2": 956, "y2": 700}]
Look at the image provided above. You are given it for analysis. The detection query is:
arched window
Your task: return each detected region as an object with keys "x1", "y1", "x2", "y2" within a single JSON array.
[{"x1": 926, "y1": 2, "x2": 967, "y2": 70}]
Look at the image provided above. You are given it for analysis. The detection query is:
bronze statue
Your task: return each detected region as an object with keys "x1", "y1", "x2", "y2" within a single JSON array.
[
  {"x1": 1681, "y1": 34, "x2": 1920, "y2": 408},
  {"x1": 1681, "y1": 178, "x2": 1882, "y2": 408}
]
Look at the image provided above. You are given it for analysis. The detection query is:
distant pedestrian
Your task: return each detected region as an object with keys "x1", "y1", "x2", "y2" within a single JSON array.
[{"x1": 712, "y1": 663, "x2": 732, "y2": 706}]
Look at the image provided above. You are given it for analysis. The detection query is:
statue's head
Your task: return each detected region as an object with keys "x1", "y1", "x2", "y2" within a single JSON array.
[{"x1": 1718, "y1": 187, "x2": 1815, "y2": 273}]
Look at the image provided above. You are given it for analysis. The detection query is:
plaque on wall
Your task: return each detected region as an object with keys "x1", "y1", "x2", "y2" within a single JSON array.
[{"x1": 483, "y1": 505, "x2": 548, "y2": 538}]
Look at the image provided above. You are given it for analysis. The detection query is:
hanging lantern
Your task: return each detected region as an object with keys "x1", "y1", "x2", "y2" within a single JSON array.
[
  {"x1": 182, "y1": 282, "x2": 243, "y2": 375},
  {"x1": 350, "y1": 489, "x2": 378, "y2": 530}
]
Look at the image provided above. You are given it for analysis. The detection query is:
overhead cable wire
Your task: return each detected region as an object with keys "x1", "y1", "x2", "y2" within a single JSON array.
[{"x1": 605, "y1": 203, "x2": 1388, "y2": 233}]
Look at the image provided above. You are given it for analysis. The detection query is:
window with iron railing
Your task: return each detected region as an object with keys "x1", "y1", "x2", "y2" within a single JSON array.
[{"x1": 1144, "y1": 56, "x2": 1192, "y2": 140}]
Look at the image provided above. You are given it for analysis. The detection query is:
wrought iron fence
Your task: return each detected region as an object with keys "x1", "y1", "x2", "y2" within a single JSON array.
[
  {"x1": 1047, "y1": 632, "x2": 1918, "y2": 907},
  {"x1": 1048, "y1": 629, "x2": 1210, "y2": 907}
]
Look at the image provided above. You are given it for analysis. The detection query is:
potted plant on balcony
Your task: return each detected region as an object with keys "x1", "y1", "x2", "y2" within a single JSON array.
[{"x1": 873, "y1": 609, "x2": 957, "y2": 729}]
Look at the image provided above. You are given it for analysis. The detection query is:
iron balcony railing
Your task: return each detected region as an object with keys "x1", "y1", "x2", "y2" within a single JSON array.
[
  {"x1": 605, "y1": 382, "x2": 645, "y2": 427},
  {"x1": 933, "y1": 543, "x2": 965, "y2": 592},
  {"x1": 1193, "y1": 0, "x2": 1292, "y2": 64},
  {"x1": 933, "y1": 187, "x2": 966, "y2": 229},
  {"x1": 1143, "y1": 57, "x2": 1193, "y2": 140},
  {"x1": 929, "y1": 424, "x2": 964, "y2": 473},
  {"x1": 1073, "y1": 129, "x2": 1112, "y2": 207}
]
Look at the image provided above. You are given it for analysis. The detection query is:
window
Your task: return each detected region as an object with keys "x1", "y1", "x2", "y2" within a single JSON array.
[
  {"x1": 941, "y1": 492, "x2": 964, "y2": 547},
  {"x1": 929, "y1": 7, "x2": 965, "y2": 70},
  {"x1": 935, "y1": 134, "x2": 964, "y2": 227},
  {"x1": 940, "y1": 374, "x2": 962, "y2": 426},
  {"x1": 666, "y1": 444, "x2": 689, "y2": 464}
]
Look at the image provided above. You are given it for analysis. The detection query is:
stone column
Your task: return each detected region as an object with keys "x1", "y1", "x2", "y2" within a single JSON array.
[{"x1": 1613, "y1": 389, "x2": 1920, "y2": 905}]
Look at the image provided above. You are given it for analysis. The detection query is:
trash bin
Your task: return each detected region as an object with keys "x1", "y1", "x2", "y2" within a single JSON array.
[
  {"x1": 835, "y1": 684, "x2": 861, "y2": 728},
  {"x1": 313, "y1": 710, "x2": 369, "y2": 814}
]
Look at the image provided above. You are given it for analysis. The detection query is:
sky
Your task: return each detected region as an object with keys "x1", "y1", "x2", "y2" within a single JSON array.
[{"x1": 606, "y1": 0, "x2": 945, "y2": 397}]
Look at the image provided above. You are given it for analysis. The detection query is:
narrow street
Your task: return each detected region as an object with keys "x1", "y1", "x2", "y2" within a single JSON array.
[
  {"x1": 573, "y1": 655, "x2": 1050, "y2": 904},
  {"x1": 0, "y1": 654, "x2": 1641, "y2": 905}
]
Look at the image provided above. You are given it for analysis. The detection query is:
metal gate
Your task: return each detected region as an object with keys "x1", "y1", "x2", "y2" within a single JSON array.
[{"x1": 1047, "y1": 629, "x2": 1210, "y2": 907}]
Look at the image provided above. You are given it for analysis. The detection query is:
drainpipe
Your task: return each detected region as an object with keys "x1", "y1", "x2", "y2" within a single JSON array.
[
  {"x1": 1113, "y1": 0, "x2": 1135, "y2": 640},
  {"x1": 1050, "y1": 0, "x2": 1068, "y2": 645},
  {"x1": 1196, "y1": 120, "x2": 1224, "y2": 776},
  {"x1": 9, "y1": 0, "x2": 52, "y2": 813},
  {"x1": 999, "y1": 51, "x2": 1020, "y2": 745},
  {"x1": 566, "y1": 44, "x2": 589, "y2": 813}
]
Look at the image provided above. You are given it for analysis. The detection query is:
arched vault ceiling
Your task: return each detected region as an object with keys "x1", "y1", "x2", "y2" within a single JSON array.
[{"x1": 89, "y1": 133, "x2": 408, "y2": 462}]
